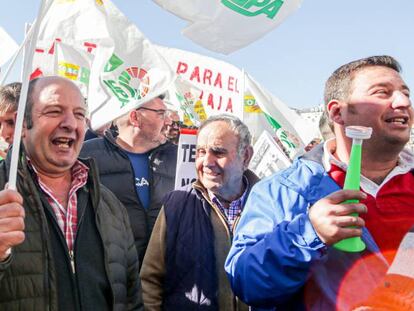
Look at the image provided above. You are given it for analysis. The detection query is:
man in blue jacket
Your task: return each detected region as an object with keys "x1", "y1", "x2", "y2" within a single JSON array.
[{"x1": 225, "y1": 55, "x2": 414, "y2": 310}]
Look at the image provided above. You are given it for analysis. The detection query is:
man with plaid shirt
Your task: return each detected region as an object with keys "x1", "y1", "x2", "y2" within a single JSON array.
[
  {"x1": 0, "y1": 76, "x2": 143, "y2": 311},
  {"x1": 140, "y1": 114, "x2": 259, "y2": 311}
]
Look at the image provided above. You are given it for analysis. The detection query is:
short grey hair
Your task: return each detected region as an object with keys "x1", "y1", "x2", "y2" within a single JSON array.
[{"x1": 198, "y1": 114, "x2": 252, "y2": 156}]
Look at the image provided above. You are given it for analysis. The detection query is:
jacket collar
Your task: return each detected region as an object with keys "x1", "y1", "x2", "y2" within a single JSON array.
[
  {"x1": 192, "y1": 169, "x2": 259, "y2": 203},
  {"x1": 4, "y1": 145, "x2": 101, "y2": 211}
]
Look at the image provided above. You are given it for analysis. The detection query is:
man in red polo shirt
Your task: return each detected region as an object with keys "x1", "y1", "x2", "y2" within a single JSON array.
[{"x1": 226, "y1": 55, "x2": 414, "y2": 310}]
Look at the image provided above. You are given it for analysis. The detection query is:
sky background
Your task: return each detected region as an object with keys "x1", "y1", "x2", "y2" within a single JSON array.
[{"x1": 1, "y1": 0, "x2": 413, "y2": 110}]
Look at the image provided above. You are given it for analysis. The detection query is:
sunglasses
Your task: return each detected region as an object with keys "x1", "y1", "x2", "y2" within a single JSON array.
[{"x1": 171, "y1": 121, "x2": 182, "y2": 128}]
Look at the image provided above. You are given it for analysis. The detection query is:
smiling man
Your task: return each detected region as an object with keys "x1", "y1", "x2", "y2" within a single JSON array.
[
  {"x1": 0, "y1": 76, "x2": 143, "y2": 310},
  {"x1": 225, "y1": 55, "x2": 414, "y2": 310},
  {"x1": 81, "y1": 94, "x2": 177, "y2": 267},
  {"x1": 140, "y1": 114, "x2": 258, "y2": 311}
]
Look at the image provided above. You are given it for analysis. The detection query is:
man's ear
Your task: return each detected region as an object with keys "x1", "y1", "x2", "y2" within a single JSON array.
[
  {"x1": 22, "y1": 120, "x2": 27, "y2": 138},
  {"x1": 327, "y1": 100, "x2": 345, "y2": 126},
  {"x1": 130, "y1": 110, "x2": 140, "y2": 127},
  {"x1": 243, "y1": 145, "x2": 254, "y2": 170}
]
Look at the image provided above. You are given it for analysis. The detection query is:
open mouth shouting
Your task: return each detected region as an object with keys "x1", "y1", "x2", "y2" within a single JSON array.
[{"x1": 52, "y1": 137, "x2": 75, "y2": 149}]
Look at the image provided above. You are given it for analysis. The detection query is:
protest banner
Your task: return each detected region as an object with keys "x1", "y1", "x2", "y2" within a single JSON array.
[
  {"x1": 175, "y1": 128, "x2": 198, "y2": 189},
  {"x1": 248, "y1": 130, "x2": 291, "y2": 178},
  {"x1": 153, "y1": 0, "x2": 303, "y2": 54},
  {"x1": 31, "y1": 0, "x2": 175, "y2": 130},
  {"x1": 158, "y1": 45, "x2": 243, "y2": 122},
  {"x1": 158, "y1": 45, "x2": 315, "y2": 159},
  {"x1": 0, "y1": 26, "x2": 18, "y2": 70}
]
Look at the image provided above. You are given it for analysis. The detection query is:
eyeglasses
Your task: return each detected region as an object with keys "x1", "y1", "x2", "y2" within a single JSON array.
[
  {"x1": 171, "y1": 121, "x2": 182, "y2": 128},
  {"x1": 136, "y1": 107, "x2": 167, "y2": 118}
]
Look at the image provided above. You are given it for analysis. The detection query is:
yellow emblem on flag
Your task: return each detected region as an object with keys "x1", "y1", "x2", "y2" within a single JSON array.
[
  {"x1": 58, "y1": 62, "x2": 80, "y2": 80},
  {"x1": 244, "y1": 94, "x2": 262, "y2": 113}
]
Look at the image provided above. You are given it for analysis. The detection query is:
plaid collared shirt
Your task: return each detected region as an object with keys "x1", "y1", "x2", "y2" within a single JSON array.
[
  {"x1": 30, "y1": 160, "x2": 89, "y2": 252},
  {"x1": 210, "y1": 176, "x2": 249, "y2": 231}
]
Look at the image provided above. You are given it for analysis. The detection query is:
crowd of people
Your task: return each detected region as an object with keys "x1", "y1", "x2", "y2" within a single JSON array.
[{"x1": 0, "y1": 55, "x2": 413, "y2": 311}]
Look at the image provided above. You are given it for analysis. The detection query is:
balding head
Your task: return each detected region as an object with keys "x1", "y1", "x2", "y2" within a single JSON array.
[
  {"x1": 25, "y1": 76, "x2": 86, "y2": 129},
  {"x1": 22, "y1": 76, "x2": 87, "y2": 176}
]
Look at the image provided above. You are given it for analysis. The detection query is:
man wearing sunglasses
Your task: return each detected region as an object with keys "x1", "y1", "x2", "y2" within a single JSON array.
[
  {"x1": 163, "y1": 109, "x2": 181, "y2": 145},
  {"x1": 81, "y1": 94, "x2": 178, "y2": 267}
]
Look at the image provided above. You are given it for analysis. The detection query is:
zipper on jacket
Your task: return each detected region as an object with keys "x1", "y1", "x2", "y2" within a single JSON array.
[
  {"x1": 69, "y1": 250, "x2": 76, "y2": 274},
  {"x1": 70, "y1": 187, "x2": 89, "y2": 275}
]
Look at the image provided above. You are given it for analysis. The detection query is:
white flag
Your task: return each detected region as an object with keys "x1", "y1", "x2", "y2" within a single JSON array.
[
  {"x1": 157, "y1": 45, "x2": 244, "y2": 121},
  {"x1": 244, "y1": 72, "x2": 318, "y2": 159},
  {"x1": 153, "y1": 0, "x2": 302, "y2": 54},
  {"x1": 33, "y1": 0, "x2": 174, "y2": 129},
  {"x1": 0, "y1": 27, "x2": 18, "y2": 68},
  {"x1": 54, "y1": 41, "x2": 94, "y2": 98},
  {"x1": 165, "y1": 76, "x2": 205, "y2": 127}
]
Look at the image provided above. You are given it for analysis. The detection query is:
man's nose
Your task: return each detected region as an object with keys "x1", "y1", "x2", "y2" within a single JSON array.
[
  {"x1": 60, "y1": 112, "x2": 77, "y2": 130},
  {"x1": 203, "y1": 151, "x2": 216, "y2": 167},
  {"x1": 164, "y1": 114, "x2": 172, "y2": 126},
  {"x1": 392, "y1": 91, "x2": 412, "y2": 109}
]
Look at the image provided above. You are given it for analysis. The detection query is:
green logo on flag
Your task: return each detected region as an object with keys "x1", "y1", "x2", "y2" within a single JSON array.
[
  {"x1": 221, "y1": 0, "x2": 284, "y2": 19},
  {"x1": 264, "y1": 113, "x2": 297, "y2": 158},
  {"x1": 103, "y1": 54, "x2": 150, "y2": 108},
  {"x1": 104, "y1": 53, "x2": 124, "y2": 72}
]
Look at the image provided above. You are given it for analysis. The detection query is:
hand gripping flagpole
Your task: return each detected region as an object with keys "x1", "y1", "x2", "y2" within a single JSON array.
[{"x1": 334, "y1": 125, "x2": 372, "y2": 252}]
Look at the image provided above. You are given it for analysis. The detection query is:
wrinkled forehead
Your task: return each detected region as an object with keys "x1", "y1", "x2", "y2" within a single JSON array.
[
  {"x1": 350, "y1": 66, "x2": 409, "y2": 91},
  {"x1": 34, "y1": 79, "x2": 86, "y2": 108},
  {"x1": 197, "y1": 121, "x2": 238, "y2": 147},
  {"x1": 141, "y1": 97, "x2": 166, "y2": 110}
]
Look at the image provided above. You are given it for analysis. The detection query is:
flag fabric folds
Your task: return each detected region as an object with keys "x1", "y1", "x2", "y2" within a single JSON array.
[
  {"x1": 157, "y1": 45, "x2": 315, "y2": 159},
  {"x1": 153, "y1": 0, "x2": 303, "y2": 54},
  {"x1": 0, "y1": 26, "x2": 18, "y2": 69},
  {"x1": 244, "y1": 72, "x2": 318, "y2": 158},
  {"x1": 32, "y1": 0, "x2": 175, "y2": 129}
]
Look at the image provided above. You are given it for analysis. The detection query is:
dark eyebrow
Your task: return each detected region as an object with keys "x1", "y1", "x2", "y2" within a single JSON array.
[
  {"x1": 369, "y1": 82, "x2": 410, "y2": 93},
  {"x1": 402, "y1": 84, "x2": 410, "y2": 93},
  {"x1": 210, "y1": 146, "x2": 227, "y2": 153}
]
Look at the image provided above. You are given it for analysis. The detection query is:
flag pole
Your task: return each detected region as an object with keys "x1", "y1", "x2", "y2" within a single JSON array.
[
  {"x1": 240, "y1": 68, "x2": 245, "y2": 122},
  {"x1": 8, "y1": 0, "x2": 50, "y2": 190},
  {"x1": 21, "y1": 23, "x2": 32, "y2": 82}
]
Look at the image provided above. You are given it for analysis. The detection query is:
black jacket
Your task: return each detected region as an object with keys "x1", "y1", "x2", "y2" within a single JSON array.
[
  {"x1": 80, "y1": 132, "x2": 177, "y2": 266},
  {"x1": 0, "y1": 152, "x2": 143, "y2": 311}
]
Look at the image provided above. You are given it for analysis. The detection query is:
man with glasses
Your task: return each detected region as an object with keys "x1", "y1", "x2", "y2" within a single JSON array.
[
  {"x1": 81, "y1": 95, "x2": 178, "y2": 267},
  {"x1": 163, "y1": 109, "x2": 181, "y2": 145}
]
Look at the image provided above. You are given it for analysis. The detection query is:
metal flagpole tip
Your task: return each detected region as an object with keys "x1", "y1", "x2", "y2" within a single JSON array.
[{"x1": 345, "y1": 126, "x2": 372, "y2": 140}]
